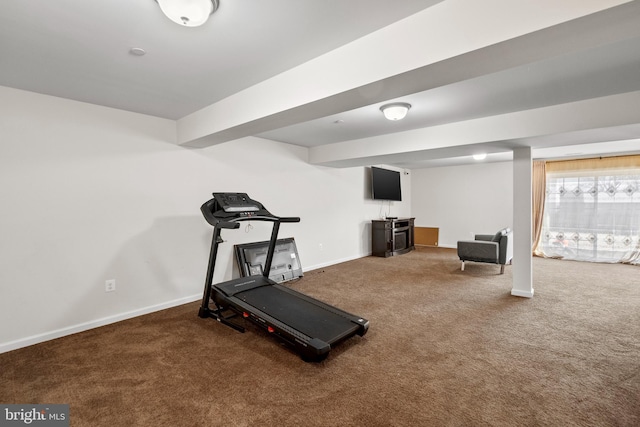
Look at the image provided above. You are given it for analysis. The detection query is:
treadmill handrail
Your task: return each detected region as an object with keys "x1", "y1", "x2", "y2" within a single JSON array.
[
  {"x1": 229, "y1": 215, "x2": 300, "y2": 223},
  {"x1": 218, "y1": 221, "x2": 240, "y2": 230},
  {"x1": 279, "y1": 217, "x2": 301, "y2": 223}
]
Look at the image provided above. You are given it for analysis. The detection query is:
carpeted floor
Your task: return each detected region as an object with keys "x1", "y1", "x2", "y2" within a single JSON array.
[{"x1": 1, "y1": 247, "x2": 639, "y2": 426}]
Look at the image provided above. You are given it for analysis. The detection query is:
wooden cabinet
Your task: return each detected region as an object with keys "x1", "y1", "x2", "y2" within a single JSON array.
[{"x1": 372, "y1": 218, "x2": 415, "y2": 257}]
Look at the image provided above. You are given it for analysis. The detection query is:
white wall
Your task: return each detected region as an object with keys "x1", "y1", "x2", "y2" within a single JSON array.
[
  {"x1": 410, "y1": 162, "x2": 513, "y2": 247},
  {"x1": 0, "y1": 86, "x2": 410, "y2": 352}
]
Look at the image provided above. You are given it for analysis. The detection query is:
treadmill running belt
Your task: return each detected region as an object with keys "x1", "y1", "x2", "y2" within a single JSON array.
[{"x1": 237, "y1": 286, "x2": 358, "y2": 343}]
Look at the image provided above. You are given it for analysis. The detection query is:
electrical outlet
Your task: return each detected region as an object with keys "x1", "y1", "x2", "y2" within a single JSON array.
[
  {"x1": 319, "y1": 243, "x2": 323, "y2": 251},
  {"x1": 105, "y1": 279, "x2": 116, "y2": 293}
]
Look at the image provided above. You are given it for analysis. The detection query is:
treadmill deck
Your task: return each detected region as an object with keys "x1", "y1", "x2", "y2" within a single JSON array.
[{"x1": 236, "y1": 285, "x2": 361, "y2": 344}]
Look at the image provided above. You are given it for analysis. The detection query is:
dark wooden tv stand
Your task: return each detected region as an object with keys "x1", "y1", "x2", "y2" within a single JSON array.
[{"x1": 372, "y1": 218, "x2": 415, "y2": 257}]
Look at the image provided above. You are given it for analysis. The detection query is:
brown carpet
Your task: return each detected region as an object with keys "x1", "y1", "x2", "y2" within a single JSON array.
[{"x1": 1, "y1": 247, "x2": 639, "y2": 426}]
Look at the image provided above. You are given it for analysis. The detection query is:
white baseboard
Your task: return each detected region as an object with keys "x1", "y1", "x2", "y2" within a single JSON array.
[
  {"x1": 0, "y1": 253, "x2": 368, "y2": 355},
  {"x1": 415, "y1": 244, "x2": 456, "y2": 249},
  {"x1": 0, "y1": 294, "x2": 201, "y2": 354},
  {"x1": 303, "y1": 253, "x2": 369, "y2": 273},
  {"x1": 0, "y1": 250, "x2": 423, "y2": 354},
  {"x1": 511, "y1": 288, "x2": 535, "y2": 298}
]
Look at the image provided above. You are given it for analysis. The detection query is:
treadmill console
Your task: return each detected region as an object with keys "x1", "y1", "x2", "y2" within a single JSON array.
[
  {"x1": 202, "y1": 192, "x2": 280, "y2": 226},
  {"x1": 212, "y1": 193, "x2": 260, "y2": 213}
]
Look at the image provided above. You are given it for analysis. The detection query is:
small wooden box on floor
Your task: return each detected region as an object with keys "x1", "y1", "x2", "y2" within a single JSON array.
[
  {"x1": 372, "y1": 218, "x2": 415, "y2": 257},
  {"x1": 415, "y1": 227, "x2": 439, "y2": 247}
]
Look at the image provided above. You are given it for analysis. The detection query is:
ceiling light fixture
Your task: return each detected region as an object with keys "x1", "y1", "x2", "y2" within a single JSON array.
[
  {"x1": 473, "y1": 153, "x2": 487, "y2": 161},
  {"x1": 380, "y1": 103, "x2": 411, "y2": 121},
  {"x1": 156, "y1": 0, "x2": 219, "y2": 27},
  {"x1": 129, "y1": 47, "x2": 146, "y2": 56}
]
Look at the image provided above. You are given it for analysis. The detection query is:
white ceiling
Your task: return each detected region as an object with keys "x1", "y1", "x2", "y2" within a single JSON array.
[
  {"x1": 1, "y1": 0, "x2": 639, "y2": 169},
  {"x1": 0, "y1": 0, "x2": 441, "y2": 119}
]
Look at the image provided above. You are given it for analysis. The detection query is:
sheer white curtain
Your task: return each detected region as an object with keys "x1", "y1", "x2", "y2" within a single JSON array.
[{"x1": 537, "y1": 156, "x2": 640, "y2": 265}]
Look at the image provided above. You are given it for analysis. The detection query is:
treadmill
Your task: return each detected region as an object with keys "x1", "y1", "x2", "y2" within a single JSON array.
[{"x1": 198, "y1": 193, "x2": 369, "y2": 362}]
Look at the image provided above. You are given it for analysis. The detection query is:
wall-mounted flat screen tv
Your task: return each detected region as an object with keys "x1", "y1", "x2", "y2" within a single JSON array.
[{"x1": 371, "y1": 166, "x2": 402, "y2": 201}]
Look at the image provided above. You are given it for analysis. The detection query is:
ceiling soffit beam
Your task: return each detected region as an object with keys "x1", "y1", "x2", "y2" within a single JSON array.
[
  {"x1": 308, "y1": 91, "x2": 640, "y2": 168},
  {"x1": 177, "y1": 0, "x2": 633, "y2": 148}
]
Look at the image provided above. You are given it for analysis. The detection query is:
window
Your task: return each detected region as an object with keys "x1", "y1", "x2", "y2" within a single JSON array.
[{"x1": 536, "y1": 156, "x2": 640, "y2": 265}]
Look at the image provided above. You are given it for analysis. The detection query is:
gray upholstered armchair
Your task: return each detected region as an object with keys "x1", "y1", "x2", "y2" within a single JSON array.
[{"x1": 457, "y1": 228, "x2": 513, "y2": 274}]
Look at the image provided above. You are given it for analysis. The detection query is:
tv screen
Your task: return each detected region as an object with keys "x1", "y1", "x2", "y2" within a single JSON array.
[{"x1": 371, "y1": 167, "x2": 402, "y2": 201}]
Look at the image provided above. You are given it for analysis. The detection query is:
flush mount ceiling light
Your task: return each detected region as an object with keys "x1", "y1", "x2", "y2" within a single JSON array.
[
  {"x1": 473, "y1": 153, "x2": 487, "y2": 161},
  {"x1": 156, "y1": 0, "x2": 219, "y2": 27},
  {"x1": 380, "y1": 103, "x2": 411, "y2": 121},
  {"x1": 129, "y1": 47, "x2": 146, "y2": 56}
]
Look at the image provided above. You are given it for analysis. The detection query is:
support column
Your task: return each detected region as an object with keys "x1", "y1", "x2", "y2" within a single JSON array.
[{"x1": 512, "y1": 147, "x2": 534, "y2": 298}]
